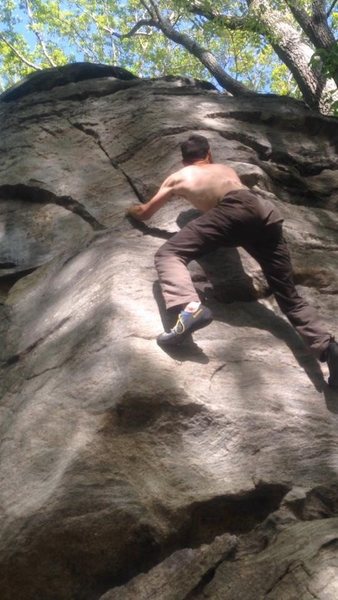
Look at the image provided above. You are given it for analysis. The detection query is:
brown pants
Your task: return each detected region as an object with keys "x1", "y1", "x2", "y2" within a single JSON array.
[{"x1": 154, "y1": 190, "x2": 331, "y2": 359}]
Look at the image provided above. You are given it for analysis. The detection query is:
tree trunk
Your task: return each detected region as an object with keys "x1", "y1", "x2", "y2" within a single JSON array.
[{"x1": 247, "y1": 0, "x2": 328, "y2": 109}]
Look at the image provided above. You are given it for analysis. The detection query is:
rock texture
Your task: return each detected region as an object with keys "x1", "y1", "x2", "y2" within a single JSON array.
[{"x1": 1, "y1": 63, "x2": 338, "y2": 600}]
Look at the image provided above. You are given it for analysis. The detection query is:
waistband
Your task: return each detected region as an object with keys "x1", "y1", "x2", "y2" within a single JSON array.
[{"x1": 217, "y1": 187, "x2": 254, "y2": 204}]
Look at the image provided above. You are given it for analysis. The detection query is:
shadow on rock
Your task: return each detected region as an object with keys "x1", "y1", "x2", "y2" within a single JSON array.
[
  {"x1": 152, "y1": 246, "x2": 326, "y2": 392},
  {"x1": 208, "y1": 297, "x2": 326, "y2": 393},
  {"x1": 323, "y1": 385, "x2": 338, "y2": 412},
  {"x1": 153, "y1": 281, "x2": 209, "y2": 364},
  {"x1": 156, "y1": 337, "x2": 210, "y2": 364}
]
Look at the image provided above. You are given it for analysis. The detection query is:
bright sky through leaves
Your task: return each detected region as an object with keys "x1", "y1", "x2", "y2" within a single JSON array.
[{"x1": 0, "y1": 1, "x2": 337, "y2": 112}]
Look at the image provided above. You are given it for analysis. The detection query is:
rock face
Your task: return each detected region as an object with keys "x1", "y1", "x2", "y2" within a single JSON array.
[{"x1": 1, "y1": 63, "x2": 338, "y2": 600}]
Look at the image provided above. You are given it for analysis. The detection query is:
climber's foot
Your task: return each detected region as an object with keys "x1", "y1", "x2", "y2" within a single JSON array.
[{"x1": 157, "y1": 304, "x2": 213, "y2": 346}]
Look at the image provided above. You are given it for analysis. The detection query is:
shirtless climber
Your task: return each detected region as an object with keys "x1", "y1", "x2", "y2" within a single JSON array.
[{"x1": 127, "y1": 134, "x2": 338, "y2": 388}]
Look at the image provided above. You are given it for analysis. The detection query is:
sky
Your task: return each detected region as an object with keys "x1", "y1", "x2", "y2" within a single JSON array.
[{"x1": 1, "y1": 1, "x2": 337, "y2": 96}]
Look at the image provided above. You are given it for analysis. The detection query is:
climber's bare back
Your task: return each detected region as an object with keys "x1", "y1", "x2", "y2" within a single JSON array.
[
  {"x1": 164, "y1": 163, "x2": 247, "y2": 212},
  {"x1": 126, "y1": 160, "x2": 247, "y2": 221}
]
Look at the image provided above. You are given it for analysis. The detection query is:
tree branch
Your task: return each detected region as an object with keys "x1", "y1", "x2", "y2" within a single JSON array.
[
  {"x1": 146, "y1": 0, "x2": 163, "y2": 23},
  {"x1": 112, "y1": 19, "x2": 157, "y2": 39},
  {"x1": 190, "y1": 4, "x2": 249, "y2": 31},
  {"x1": 146, "y1": 8, "x2": 254, "y2": 95},
  {"x1": 191, "y1": 0, "x2": 331, "y2": 107},
  {"x1": 110, "y1": 0, "x2": 253, "y2": 95},
  {"x1": 24, "y1": 0, "x2": 56, "y2": 67},
  {"x1": 189, "y1": 3, "x2": 216, "y2": 20},
  {"x1": 311, "y1": 0, "x2": 331, "y2": 22},
  {"x1": 0, "y1": 32, "x2": 41, "y2": 70},
  {"x1": 285, "y1": 0, "x2": 335, "y2": 49},
  {"x1": 327, "y1": 0, "x2": 337, "y2": 17},
  {"x1": 284, "y1": 1, "x2": 312, "y2": 32},
  {"x1": 247, "y1": 0, "x2": 328, "y2": 108}
]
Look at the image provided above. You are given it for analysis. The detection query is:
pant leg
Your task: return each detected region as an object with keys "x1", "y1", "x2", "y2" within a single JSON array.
[
  {"x1": 155, "y1": 203, "x2": 242, "y2": 310},
  {"x1": 244, "y1": 224, "x2": 331, "y2": 359}
]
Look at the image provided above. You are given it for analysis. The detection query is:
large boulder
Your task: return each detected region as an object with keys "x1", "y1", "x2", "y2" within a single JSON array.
[{"x1": 1, "y1": 62, "x2": 338, "y2": 599}]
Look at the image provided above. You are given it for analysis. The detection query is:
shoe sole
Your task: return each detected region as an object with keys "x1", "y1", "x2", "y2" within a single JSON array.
[{"x1": 157, "y1": 316, "x2": 213, "y2": 346}]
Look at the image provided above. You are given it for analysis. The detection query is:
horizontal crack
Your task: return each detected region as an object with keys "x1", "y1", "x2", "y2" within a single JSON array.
[
  {"x1": 0, "y1": 184, "x2": 105, "y2": 231},
  {"x1": 179, "y1": 482, "x2": 291, "y2": 548},
  {"x1": 0, "y1": 266, "x2": 38, "y2": 298},
  {"x1": 2, "y1": 316, "x2": 71, "y2": 367},
  {"x1": 98, "y1": 481, "x2": 290, "y2": 596},
  {"x1": 125, "y1": 216, "x2": 173, "y2": 240},
  {"x1": 205, "y1": 112, "x2": 337, "y2": 175}
]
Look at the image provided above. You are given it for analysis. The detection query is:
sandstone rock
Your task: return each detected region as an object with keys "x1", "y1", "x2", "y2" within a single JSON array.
[
  {"x1": 99, "y1": 533, "x2": 237, "y2": 600},
  {"x1": 0, "y1": 196, "x2": 93, "y2": 275},
  {"x1": 0, "y1": 62, "x2": 138, "y2": 102},
  {"x1": 0, "y1": 63, "x2": 338, "y2": 600},
  {"x1": 194, "y1": 517, "x2": 338, "y2": 599}
]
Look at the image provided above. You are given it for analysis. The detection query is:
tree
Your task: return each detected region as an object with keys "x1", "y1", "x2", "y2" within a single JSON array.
[{"x1": 0, "y1": 0, "x2": 337, "y2": 113}]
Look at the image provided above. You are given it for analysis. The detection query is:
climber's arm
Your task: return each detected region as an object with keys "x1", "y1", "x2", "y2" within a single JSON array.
[{"x1": 126, "y1": 173, "x2": 179, "y2": 221}]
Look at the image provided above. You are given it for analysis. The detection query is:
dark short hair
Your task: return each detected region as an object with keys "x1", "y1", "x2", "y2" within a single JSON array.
[{"x1": 180, "y1": 134, "x2": 210, "y2": 163}]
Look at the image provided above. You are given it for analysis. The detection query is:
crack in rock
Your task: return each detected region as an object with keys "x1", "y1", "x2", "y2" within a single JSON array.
[
  {"x1": 100, "y1": 534, "x2": 237, "y2": 600},
  {"x1": 0, "y1": 184, "x2": 105, "y2": 231},
  {"x1": 0, "y1": 267, "x2": 38, "y2": 298},
  {"x1": 25, "y1": 351, "x2": 72, "y2": 380},
  {"x1": 2, "y1": 316, "x2": 70, "y2": 367},
  {"x1": 286, "y1": 483, "x2": 338, "y2": 521},
  {"x1": 177, "y1": 482, "x2": 291, "y2": 547},
  {"x1": 65, "y1": 120, "x2": 179, "y2": 240},
  {"x1": 113, "y1": 126, "x2": 192, "y2": 164},
  {"x1": 125, "y1": 216, "x2": 174, "y2": 240},
  {"x1": 205, "y1": 111, "x2": 337, "y2": 174},
  {"x1": 210, "y1": 363, "x2": 227, "y2": 381},
  {"x1": 264, "y1": 562, "x2": 295, "y2": 596},
  {"x1": 98, "y1": 483, "x2": 290, "y2": 599},
  {"x1": 68, "y1": 120, "x2": 146, "y2": 203}
]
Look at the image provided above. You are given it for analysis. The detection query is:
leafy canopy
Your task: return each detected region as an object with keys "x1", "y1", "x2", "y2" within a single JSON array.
[{"x1": 0, "y1": 0, "x2": 337, "y2": 109}]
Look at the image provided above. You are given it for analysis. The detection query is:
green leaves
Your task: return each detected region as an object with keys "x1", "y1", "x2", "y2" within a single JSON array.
[
  {"x1": 311, "y1": 43, "x2": 338, "y2": 79},
  {"x1": 0, "y1": 0, "x2": 337, "y2": 113},
  {"x1": 310, "y1": 42, "x2": 338, "y2": 114}
]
